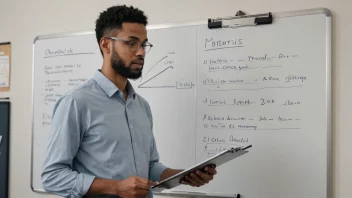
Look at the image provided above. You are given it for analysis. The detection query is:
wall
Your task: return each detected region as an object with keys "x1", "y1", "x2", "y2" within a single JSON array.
[{"x1": 0, "y1": 0, "x2": 350, "y2": 198}]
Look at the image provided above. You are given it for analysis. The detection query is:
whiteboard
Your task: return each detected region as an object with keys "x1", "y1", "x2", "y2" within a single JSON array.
[{"x1": 31, "y1": 8, "x2": 332, "y2": 198}]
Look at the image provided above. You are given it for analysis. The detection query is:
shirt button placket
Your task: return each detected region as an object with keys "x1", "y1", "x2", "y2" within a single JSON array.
[{"x1": 126, "y1": 105, "x2": 139, "y2": 175}]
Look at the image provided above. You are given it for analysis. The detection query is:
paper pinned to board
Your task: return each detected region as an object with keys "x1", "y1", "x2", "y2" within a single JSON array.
[{"x1": 0, "y1": 55, "x2": 10, "y2": 87}]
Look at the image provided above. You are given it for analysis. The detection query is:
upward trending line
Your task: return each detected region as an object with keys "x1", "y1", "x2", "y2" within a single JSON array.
[
  {"x1": 138, "y1": 66, "x2": 174, "y2": 88},
  {"x1": 141, "y1": 55, "x2": 168, "y2": 81}
]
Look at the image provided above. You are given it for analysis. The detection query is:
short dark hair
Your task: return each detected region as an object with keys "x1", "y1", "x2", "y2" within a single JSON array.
[{"x1": 95, "y1": 5, "x2": 148, "y2": 55}]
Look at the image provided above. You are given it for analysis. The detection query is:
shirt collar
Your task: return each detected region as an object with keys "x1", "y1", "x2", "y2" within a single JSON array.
[
  {"x1": 126, "y1": 80, "x2": 136, "y2": 99},
  {"x1": 93, "y1": 70, "x2": 136, "y2": 99}
]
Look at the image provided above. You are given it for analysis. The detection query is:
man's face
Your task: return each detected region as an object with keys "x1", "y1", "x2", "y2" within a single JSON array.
[{"x1": 110, "y1": 23, "x2": 148, "y2": 79}]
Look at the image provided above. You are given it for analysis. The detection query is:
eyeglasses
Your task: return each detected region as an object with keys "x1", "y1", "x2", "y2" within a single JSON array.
[{"x1": 105, "y1": 37, "x2": 153, "y2": 53}]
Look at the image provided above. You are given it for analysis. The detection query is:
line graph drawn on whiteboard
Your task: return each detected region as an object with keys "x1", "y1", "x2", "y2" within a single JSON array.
[{"x1": 138, "y1": 52, "x2": 194, "y2": 89}]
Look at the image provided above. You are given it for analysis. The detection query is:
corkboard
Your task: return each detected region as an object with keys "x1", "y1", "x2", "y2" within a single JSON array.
[{"x1": 0, "y1": 42, "x2": 11, "y2": 91}]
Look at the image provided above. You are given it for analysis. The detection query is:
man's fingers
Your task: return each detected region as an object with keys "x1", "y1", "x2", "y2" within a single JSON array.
[
  {"x1": 180, "y1": 168, "x2": 217, "y2": 188},
  {"x1": 135, "y1": 188, "x2": 150, "y2": 197},
  {"x1": 135, "y1": 182, "x2": 152, "y2": 191},
  {"x1": 134, "y1": 177, "x2": 157, "y2": 190},
  {"x1": 204, "y1": 167, "x2": 217, "y2": 175},
  {"x1": 183, "y1": 176, "x2": 196, "y2": 187},
  {"x1": 195, "y1": 170, "x2": 213, "y2": 182},
  {"x1": 190, "y1": 172, "x2": 207, "y2": 185},
  {"x1": 148, "y1": 180, "x2": 159, "y2": 186},
  {"x1": 135, "y1": 176, "x2": 158, "y2": 186},
  {"x1": 180, "y1": 179, "x2": 192, "y2": 186},
  {"x1": 184, "y1": 175, "x2": 201, "y2": 187},
  {"x1": 135, "y1": 176, "x2": 149, "y2": 183}
]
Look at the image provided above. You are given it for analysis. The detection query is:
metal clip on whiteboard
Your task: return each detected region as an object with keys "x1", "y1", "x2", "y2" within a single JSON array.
[{"x1": 208, "y1": 10, "x2": 273, "y2": 29}]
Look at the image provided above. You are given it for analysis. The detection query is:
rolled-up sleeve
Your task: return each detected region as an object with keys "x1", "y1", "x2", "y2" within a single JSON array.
[{"x1": 41, "y1": 95, "x2": 95, "y2": 198}]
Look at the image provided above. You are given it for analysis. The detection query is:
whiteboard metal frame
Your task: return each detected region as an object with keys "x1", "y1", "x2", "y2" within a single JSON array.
[{"x1": 31, "y1": 8, "x2": 332, "y2": 198}]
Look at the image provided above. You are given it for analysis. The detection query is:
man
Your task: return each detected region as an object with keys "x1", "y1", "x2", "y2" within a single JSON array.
[{"x1": 41, "y1": 4, "x2": 216, "y2": 198}]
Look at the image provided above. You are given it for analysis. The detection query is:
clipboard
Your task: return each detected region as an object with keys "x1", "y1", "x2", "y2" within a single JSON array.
[{"x1": 152, "y1": 145, "x2": 252, "y2": 190}]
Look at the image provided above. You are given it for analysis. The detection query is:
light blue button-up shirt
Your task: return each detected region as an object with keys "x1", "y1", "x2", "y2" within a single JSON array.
[{"x1": 41, "y1": 70, "x2": 168, "y2": 198}]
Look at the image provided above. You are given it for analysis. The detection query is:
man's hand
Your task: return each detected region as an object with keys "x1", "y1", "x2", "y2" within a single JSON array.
[
  {"x1": 115, "y1": 176, "x2": 158, "y2": 198},
  {"x1": 181, "y1": 166, "x2": 217, "y2": 187}
]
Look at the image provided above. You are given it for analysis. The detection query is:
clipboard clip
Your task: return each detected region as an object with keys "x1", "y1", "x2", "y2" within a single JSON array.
[
  {"x1": 208, "y1": 10, "x2": 273, "y2": 29},
  {"x1": 230, "y1": 145, "x2": 253, "y2": 153}
]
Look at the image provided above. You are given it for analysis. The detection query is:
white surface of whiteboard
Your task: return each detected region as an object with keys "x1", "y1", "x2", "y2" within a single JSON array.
[{"x1": 31, "y1": 8, "x2": 331, "y2": 198}]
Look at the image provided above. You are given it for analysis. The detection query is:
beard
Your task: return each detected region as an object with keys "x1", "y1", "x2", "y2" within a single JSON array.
[{"x1": 111, "y1": 49, "x2": 143, "y2": 80}]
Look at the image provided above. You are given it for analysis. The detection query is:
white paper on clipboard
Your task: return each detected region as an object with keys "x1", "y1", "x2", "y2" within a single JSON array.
[
  {"x1": 152, "y1": 145, "x2": 252, "y2": 190},
  {"x1": 0, "y1": 56, "x2": 10, "y2": 87}
]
